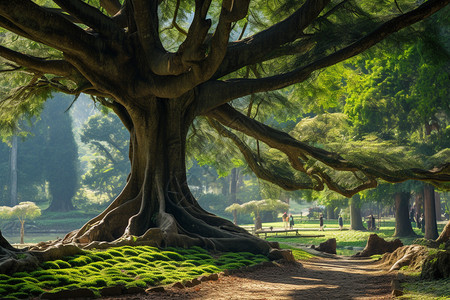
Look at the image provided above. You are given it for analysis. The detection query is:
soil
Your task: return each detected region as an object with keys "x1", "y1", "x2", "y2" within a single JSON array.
[{"x1": 104, "y1": 256, "x2": 396, "y2": 300}]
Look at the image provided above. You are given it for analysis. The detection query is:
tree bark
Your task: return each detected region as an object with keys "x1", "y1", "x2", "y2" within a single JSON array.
[
  {"x1": 393, "y1": 191, "x2": 416, "y2": 237},
  {"x1": 10, "y1": 135, "x2": 18, "y2": 207},
  {"x1": 435, "y1": 192, "x2": 442, "y2": 221},
  {"x1": 350, "y1": 195, "x2": 366, "y2": 230},
  {"x1": 424, "y1": 184, "x2": 439, "y2": 240}
]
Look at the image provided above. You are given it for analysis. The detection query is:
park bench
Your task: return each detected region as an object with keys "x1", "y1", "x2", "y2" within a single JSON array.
[{"x1": 254, "y1": 228, "x2": 325, "y2": 239}]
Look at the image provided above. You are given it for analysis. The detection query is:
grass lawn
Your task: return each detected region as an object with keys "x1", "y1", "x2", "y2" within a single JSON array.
[{"x1": 243, "y1": 218, "x2": 445, "y2": 250}]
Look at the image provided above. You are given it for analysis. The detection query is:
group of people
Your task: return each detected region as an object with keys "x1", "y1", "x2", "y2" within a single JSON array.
[
  {"x1": 283, "y1": 212, "x2": 345, "y2": 231},
  {"x1": 282, "y1": 212, "x2": 295, "y2": 229},
  {"x1": 410, "y1": 208, "x2": 425, "y2": 233}
]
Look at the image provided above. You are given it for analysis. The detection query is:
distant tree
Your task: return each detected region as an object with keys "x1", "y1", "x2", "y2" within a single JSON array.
[
  {"x1": 0, "y1": 202, "x2": 41, "y2": 244},
  {"x1": 226, "y1": 199, "x2": 289, "y2": 229},
  {"x1": 42, "y1": 96, "x2": 78, "y2": 212},
  {"x1": 79, "y1": 112, "x2": 130, "y2": 200}
]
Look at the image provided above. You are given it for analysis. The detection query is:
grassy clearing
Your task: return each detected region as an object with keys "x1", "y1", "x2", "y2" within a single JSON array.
[
  {"x1": 0, "y1": 245, "x2": 280, "y2": 299},
  {"x1": 252, "y1": 219, "x2": 444, "y2": 249}
]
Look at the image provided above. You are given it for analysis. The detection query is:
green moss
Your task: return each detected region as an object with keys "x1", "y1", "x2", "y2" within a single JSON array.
[
  {"x1": 129, "y1": 257, "x2": 149, "y2": 264},
  {"x1": 6, "y1": 278, "x2": 26, "y2": 285},
  {"x1": 125, "y1": 279, "x2": 147, "y2": 288},
  {"x1": 85, "y1": 253, "x2": 104, "y2": 262},
  {"x1": 149, "y1": 252, "x2": 170, "y2": 261},
  {"x1": 54, "y1": 260, "x2": 72, "y2": 269},
  {"x1": 41, "y1": 261, "x2": 60, "y2": 269},
  {"x1": 123, "y1": 249, "x2": 139, "y2": 256},
  {"x1": 95, "y1": 252, "x2": 113, "y2": 260},
  {"x1": 9, "y1": 292, "x2": 29, "y2": 299},
  {"x1": 83, "y1": 277, "x2": 107, "y2": 288},
  {"x1": 68, "y1": 255, "x2": 93, "y2": 267},
  {"x1": 162, "y1": 251, "x2": 185, "y2": 261},
  {"x1": 0, "y1": 274, "x2": 9, "y2": 280},
  {"x1": 221, "y1": 262, "x2": 245, "y2": 270},
  {"x1": 106, "y1": 249, "x2": 124, "y2": 257}
]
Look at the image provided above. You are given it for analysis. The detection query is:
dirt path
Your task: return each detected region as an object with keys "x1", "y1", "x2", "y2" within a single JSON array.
[{"x1": 106, "y1": 256, "x2": 396, "y2": 300}]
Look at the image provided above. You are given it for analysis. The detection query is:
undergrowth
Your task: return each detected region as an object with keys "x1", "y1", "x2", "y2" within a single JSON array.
[
  {"x1": 0, "y1": 245, "x2": 282, "y2": 299},
  {"x1": 399, "y1": 276, "x2": 450, "y2": 299}
]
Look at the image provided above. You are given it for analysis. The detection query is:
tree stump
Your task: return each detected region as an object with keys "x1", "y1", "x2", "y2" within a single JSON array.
[
  {"x1": 316, "y1": 238, "x2": 337, "y2": 254},
  {"x1": 353, "y1": 234, "x2": 403, "y2": 257}
]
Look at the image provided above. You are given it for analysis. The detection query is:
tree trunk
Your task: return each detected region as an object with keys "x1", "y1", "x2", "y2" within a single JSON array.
[
  {"x1": 424, "y1": 184, "x2": 439, "y2": 240},
  {"x1": 10, "y1": 135, "x2": 18, "y2": 207},
  {"x1": 20, "y1": 220, "x2": 24, "y2": 244},
  {"x1": 230, "y1": 168, "x2": 238, "y2": 225},
  {"x1": 393, "y1": 191, "x2": 416, "y2": 237},
  {"x1": 326, "y1": 205, "x2": 336, "y2": 219},
  {"x1": 62, "y1": 98, "x2": 272, "y2": 255},
  {"x1": 350, "y1": 195, "x2": 366, "y2": 230},
  {"x1": 435, "y1": 192, "x2": 442, "y2": 221}
]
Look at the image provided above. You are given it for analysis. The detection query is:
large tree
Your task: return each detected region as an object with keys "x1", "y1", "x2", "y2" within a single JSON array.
[{"x1": 0, "y1": 0, "x2": 449, "y2": 256}]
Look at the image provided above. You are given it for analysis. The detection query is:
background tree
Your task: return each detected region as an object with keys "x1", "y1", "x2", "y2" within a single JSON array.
[
  {"x1": 0, "y1": 202, "x2": 41, "y2": 244},
  {"x1": 42, "y1": 96, "x2": 78, "y2": 211},
  {"x1": 78, "y1": 112, "x2": 130, "y2": 201},
  {"x1": 0, "y1": 0, "x2": 448, "y2": 255}
]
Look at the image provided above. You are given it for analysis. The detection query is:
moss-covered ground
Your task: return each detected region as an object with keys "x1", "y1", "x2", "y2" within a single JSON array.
[{"x1": 0, "y1": 245, "x2": 285, "y2": 299}]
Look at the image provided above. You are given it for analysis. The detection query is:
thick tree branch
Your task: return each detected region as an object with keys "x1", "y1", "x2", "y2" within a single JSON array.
[
  {"x1": 0, "y1": 45, "x2": 78, "y2": 77},
  {"x1": 206, "y1": 104, "x2": 450, "y2": 196},
  {"x1": 213, "y1": 0, "x2": 330, "y2": 79},
  {"x1": 100, "y1": 0, "x2": 122, "y2": 16},
  {"x1": 208, "y1": 118, "x2": 316, "y2": 191},
  {"x1": 135, "y1": 0, "x2": 250, "y2": 98},
  {"x1": 0, "y1": 0, "x2": 102, "y2": 55},
  {"x1": 53, "y1": 0, "x2": 123, "y2": 38},
  {"x1": 199, "y1": 0, "x2": 449, "y2": 113}
]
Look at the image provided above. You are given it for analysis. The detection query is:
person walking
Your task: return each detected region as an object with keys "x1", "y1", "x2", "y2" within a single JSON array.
[
  {"x1": 338, "y1": 215, "x2": 343, "y2": 230},
  {"x1": 282, "y1": 212, "x2": 288, "y2": 229},
  {"x1": 319, "y1": 213, "x2": 324, "y2": 231},
  {"x1": 289, "y1": 214, "x2": 295, "y2": 229}
]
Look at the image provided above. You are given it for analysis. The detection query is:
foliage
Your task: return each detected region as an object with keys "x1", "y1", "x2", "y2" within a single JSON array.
[
  {"x1": 225, "y1": 199, "x2": 289, "y2": 219},
  {"x1": 76, "y1": 112, "x2": 130, "y2": 203}
]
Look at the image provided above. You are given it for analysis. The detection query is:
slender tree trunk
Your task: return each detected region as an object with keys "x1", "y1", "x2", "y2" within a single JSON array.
[
  {"x1": 393, "y1": 191, "x2": 416, "y2": 237},
  {"x1": 435, "y1": 192, "x2": 442, "y2": 221},
  {"x1": 350, "y1": 196, "x2": 366, "y2": 230},
  {"x1": 20, "y1": 220, "x2": 24, "y2": 244},
  {"x1": 424, "y1": 184, "x2": 439, "y2": 240},
  {"x1": 230, "y1": 168, "x2": 238, "y2": 225},
  {"x1": 10, "y1": 135, "x2": 18, "y2": 207}
]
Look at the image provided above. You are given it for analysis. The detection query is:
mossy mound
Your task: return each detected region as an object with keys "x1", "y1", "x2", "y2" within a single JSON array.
[{"x1": 0, "y1": 245, "x2": 271, "y2": 299}]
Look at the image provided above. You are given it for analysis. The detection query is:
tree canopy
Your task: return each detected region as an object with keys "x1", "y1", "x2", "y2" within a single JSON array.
[{"x1": 0, "y1": 0, "x2": 449, "y2": 255}]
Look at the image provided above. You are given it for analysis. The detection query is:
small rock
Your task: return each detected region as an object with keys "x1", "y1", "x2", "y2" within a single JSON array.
[
  {"x1": 125, "y1": 286, "x2": 145, "y2": 294},
  {"x1": 146, "y1": 286, "x2": 166, "y2": 293},
  {"x1": 317, "y1": 238, "x2": 337, "y2": 255},
  {"x1": 100, "y1": 286, "x2": 123, "y2": 296},
  {"x1": 172, "y1": 282, "x2": 185, "y2": 289},
  {"x1": 207, "y1": 273, "x2": 219, "y2": 281},
  {"x1": 198, "y1": 275, "x2": 208, "y2": 282},
  {"x1": 40, "y1": 288, "x2": 95, "y2": 299}
]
